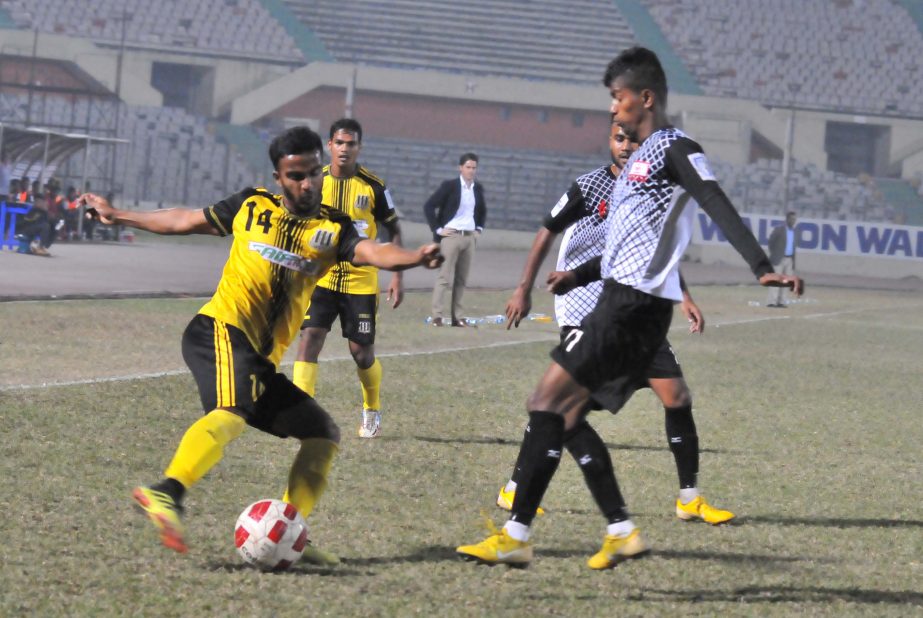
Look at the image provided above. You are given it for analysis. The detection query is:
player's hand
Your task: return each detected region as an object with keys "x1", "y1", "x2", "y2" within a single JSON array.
[
  {"x1": 79, "y1": 193, "x2": 116, "y2": 225},
  {"x1": 505, "y1": 287, "x2": 532, "y2": 329},
  {"x1": 546, "y1": 270, "x2": 577, "y2": 295},
  {"x1": 759, "y1": 272, "x2": 804, "y2": 297},
  {"x1": 680, "y1": 296, "x2": 705, "y2": 334},
  {"x1": 387, "y1": 273, "x2": 404, "y2": 309},
  {"x1": 419, "y1": 243, "x2": 443, "y2": 269}
]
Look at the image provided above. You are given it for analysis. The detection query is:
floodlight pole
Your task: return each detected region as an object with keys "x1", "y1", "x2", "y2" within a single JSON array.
[
  {"x1": 780, "y1": 108, "x2": 795, "y2": 215},
  {"x1": 40, "y1": 131, "x2": 51, "y2": 184},
  {"x1": 344, "y1": 66, "x2": 357, "y2": 119},
  {"x1": 78, "y1": 136, "x2": 91, "y2": 237}
]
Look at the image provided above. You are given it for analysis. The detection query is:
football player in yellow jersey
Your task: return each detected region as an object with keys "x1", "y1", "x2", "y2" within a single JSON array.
[
  {"x1": 79, "y1": 126, "x2": 441, "y2": 560},
  {"x1": 294, "y1": 118, "x2": 402, "y2": 439}
]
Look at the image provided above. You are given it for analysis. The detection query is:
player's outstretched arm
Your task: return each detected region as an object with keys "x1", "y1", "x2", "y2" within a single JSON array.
[
  {"x1": 679, "y1": 274, "x2": 705, "y2": 334},
  {"x1": 759, "y1": 272, "x2": 804, "y2": 296},
  {"x1": 546, "y1": 254, "x2": 602, "y2": 294},
  {"x1": 80, "y1": 193, "x2": 218, "y2": 236},
  {"x1": 382, "y1": 219, "x2": 405, "y2": 309},
  {"x1": 351, "y1": 239, "x2": 443, "y2": 271},
  {"x1": 507, "y1": 227, "x2": 557, "y2": 329}
]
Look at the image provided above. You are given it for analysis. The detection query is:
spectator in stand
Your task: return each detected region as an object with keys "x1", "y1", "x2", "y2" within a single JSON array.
[
  {"x1": 16, "y1": 193, "x2": 52, "y2": 256},
  {"x1": 45, "y1": 179, "x2": 65, "y2": 242},
  {"x1": 8, "y1": 179, "x2": 20, "y2": 203},
  {"x1": 17, "y1": 177, "x2": 32, "y2": 203},
  {"x1": 63, "y1": 186, "x2": 81, "y2": 240}
]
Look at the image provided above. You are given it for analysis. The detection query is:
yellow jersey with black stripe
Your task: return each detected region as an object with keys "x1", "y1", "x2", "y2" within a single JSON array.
[
  {"x1": 198, "y1": 187, "x2": 362, "y2": 367},
  {"x1": 316, "y1": 164, "x2": 397, "y2": 295}
]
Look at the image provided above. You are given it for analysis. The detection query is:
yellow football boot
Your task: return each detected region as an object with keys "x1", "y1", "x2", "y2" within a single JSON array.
[
  {"x1": 496, "y1": 486, "x2": 544, "y2": 516},
  {"x1": 132, "y1": 486, "x2": 187, "y2": 553},
  {"x1": 457, "y1": 521, "x2": 533, "y2": 568},
  {"x1": 301, "y1": 540, "x2": 340, "y2": 566},
  {"x1": 587, "y1": 528, "x2": 649, "y2": 570},
  {"x1": 675, "y1": 496, "x2": 735, "y2": 525}
]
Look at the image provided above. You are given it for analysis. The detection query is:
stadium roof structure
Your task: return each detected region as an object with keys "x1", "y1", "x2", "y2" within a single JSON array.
[{"x1": 0, "y1": 123, "x2": 129, "y2": 181}]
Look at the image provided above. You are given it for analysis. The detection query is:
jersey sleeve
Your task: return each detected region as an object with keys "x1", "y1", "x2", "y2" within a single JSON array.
[
  {"x1": 335, "y1": 217, "x2": 364, "y2": 262},
  {"x1": 372, "y1": 183, "x2": 398, "y2": 224},
  {"x1": 542, "y1": 182, "x2": 587, "y2": 233},
  {"x1": 203, "y1": 188, "x2": 255, "y2": 236},
  {"x1": 664, "y1": 138, "x2": 773, "y2": 279}
]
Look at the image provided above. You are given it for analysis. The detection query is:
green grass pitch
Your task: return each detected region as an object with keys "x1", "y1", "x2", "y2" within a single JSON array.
[{"x1": 1, "y1": 286, "x2": 922, "y2": 616}]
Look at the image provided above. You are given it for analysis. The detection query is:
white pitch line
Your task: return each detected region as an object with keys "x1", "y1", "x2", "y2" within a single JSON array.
[
  {"x1": 0, "y1": 335, "x2": 560, "y2": 392},
  {"x1": 4, "y1": 303, "x2": 920, "y2": 392}
]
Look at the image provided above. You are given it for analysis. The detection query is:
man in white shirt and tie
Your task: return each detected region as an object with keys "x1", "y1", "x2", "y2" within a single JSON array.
[
  {"x1": 766, "y1": 211, "x2": 798, "y2": 307},
  {"x1": 424, "y1": 153, "x2": 487, "y2": 326}
]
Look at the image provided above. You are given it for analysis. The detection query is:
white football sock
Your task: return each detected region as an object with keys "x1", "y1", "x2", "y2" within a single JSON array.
[
  {"x1": 679, "y1": 487, "x2": 700, "y2": 504},
  {"x1": 606, "y1": 519, "x2": 637, "y2": 537},
  {"x1": 504, "y1": 480, "x2": 517, "y2": 493},
  {"x1": 503, "y1": 520, "x2": 530, "y2": 541}
]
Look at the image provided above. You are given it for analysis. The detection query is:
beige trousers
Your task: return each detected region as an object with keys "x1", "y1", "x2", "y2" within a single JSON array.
[
  {"x1": 767, "y1": 256, "x2": 795, "y2": 305},
  {"x1": 432, "y1": 232, "x2": 475, "y2": 320}
]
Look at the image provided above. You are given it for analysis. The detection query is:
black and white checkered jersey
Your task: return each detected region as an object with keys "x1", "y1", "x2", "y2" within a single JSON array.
[
  {"x1": 601, "y1": 127, "x2": 773, "y2": 301},
  {"x1": 543, "y1": 166, "x2": 617, "y2": 326}
]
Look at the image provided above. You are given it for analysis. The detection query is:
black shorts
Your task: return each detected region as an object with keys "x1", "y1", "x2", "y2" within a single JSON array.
[
  {"x1": 551, "y1": 280, "x2": 674, "y2": 412},
  {"x1": 301, "y1": 286, "x2": 378, "y2": 345},
  {"x1": 182, "y1": 314, "x2": 334, "y2": 439},
  {"x1": 559, "y1": 328, "x2": 683, "y2": 382}
]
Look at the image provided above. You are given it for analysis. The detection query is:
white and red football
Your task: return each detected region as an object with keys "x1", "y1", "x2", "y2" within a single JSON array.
[{"x1": 234, "y1": 499, "x2": 308, "y2": 571}]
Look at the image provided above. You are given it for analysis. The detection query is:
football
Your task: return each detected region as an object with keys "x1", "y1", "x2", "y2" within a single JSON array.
[{"x1": 234, "y1": 499, "x2": 308, "y2": 571}]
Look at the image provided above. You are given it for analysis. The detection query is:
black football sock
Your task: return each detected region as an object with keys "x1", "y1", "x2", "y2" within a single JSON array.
[
  {"x1": 509, "y1": 411, "x2": 564, "y2": 527},
  {"x1": 665, "y1": 404, "x2": 699, "y2": 489},
  {"x1": 151, "y1": 478, "x2": 186, "y2": 506},
  {"x1": 564, "y1": 421, "x2": 628, "y2": 523},
  {"x1": 507, "y1": 421, "x2": 532, "y2": 486}
]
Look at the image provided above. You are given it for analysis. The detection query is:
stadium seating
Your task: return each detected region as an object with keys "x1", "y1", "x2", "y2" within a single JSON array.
[
  {"x1": 356, "y1": 137, "x2": 903, "y2": 229},
  {"x1": 2, "y1": 0, "x2": 303, "y2": 61},
  {"x1": 281, "y1": 0, "x2": 637, "y2": 83},
  {"x1": 0, "y1": 92, "x2": 256, "y2": 207},
  {"x1": 642, "y1": 0, "x2": 923, "y2": 116},
  {"x1": 356, "y1": 136, "x2": 605, "y2": 230}
]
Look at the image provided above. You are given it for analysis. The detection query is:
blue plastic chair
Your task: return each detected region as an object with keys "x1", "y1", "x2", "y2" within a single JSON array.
[{"x1": 1, "y1": 200, "x2": 33, "y2": 250}]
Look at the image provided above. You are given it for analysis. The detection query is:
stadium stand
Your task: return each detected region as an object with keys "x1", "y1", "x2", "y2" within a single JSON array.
[
  {"x1": 0, "y1": 92, "x2": 256, "y2": 207},
  {"x1": 0, "y1": 0, "x2": 304, "y2": 62},
  {"x1": 642, "y1": 0, "x2": 923, "y2": 117},
  {"x1": 354, "y1": 137, "x2": 908, "y2": 229},
  {"x1": 358, "y1": 136, "x2": 603, "y2": 230},
  {"x1": 281, "y1": 0, "x2": 637, "y2": 83}
]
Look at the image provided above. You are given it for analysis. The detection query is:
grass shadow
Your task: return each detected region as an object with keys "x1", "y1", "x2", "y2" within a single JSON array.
[
  {"x1": 205, "y1": 561, "x2": 370, "y2": 577},
  {"x1": 412, "y1": 435, "x2": 519, "y2": 446},
  {"x1": 629, "y1": 586, "x2": 923, "y2": 606},
  {"x1": 411, "y1": 435, "x2": 727, "y2": 453},
  {"x1": 341, "y1": 545, "x2": 460, "y2": 567},
  {"x1": 738, "y1": 515, "x2": 923, "y2": 529}
]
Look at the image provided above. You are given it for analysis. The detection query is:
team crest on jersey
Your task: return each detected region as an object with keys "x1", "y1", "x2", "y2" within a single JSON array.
[
  {"x1": 597, "y1": 198, "x2": 608, "y2": 218},
  {"x1": 354, "y1": 195, "x2": 370, "y2": 210},
  {"x1": 352, "y1": 220, "x2": 369, "y2": 238},
  {"x1": 687, "y1": 153, "x2": 717, "y2": 181},
  {"x1": 249, "y1": 241, "x2": 321, "y2": 275},
  {"x1": 310, "y1": 229, "x2": 334, "y2": 250},
  {"x1": 627, "y1": 161, "x2": 651, "y2": 183}
]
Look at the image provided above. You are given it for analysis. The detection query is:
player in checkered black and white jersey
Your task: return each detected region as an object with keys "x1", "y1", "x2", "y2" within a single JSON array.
[
  {"x1": 458, "y1": 47, "x2": 803, "y2": 570},
  {"x1": 499, "y1": 117, "x2": 735, "y2": 529}
]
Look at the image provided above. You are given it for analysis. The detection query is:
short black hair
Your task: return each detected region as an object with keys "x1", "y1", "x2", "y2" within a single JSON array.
[
  {"x1": 329, "y1": 118, "x2": 363, "y2": 142},
  {"x1": 268, "y1": 126, "x2": 323, "y2": 170},
  {"x1": 459, "y1": 152, "x2": 478, "y2": 166},
  {"x1": 602, "y1": 47, "x2": 668, "y2": 107}
]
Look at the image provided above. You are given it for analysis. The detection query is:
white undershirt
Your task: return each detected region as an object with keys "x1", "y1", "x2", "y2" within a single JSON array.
[{"x1": 443, "y1": 175, "x2": 476, "y2": 231}]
